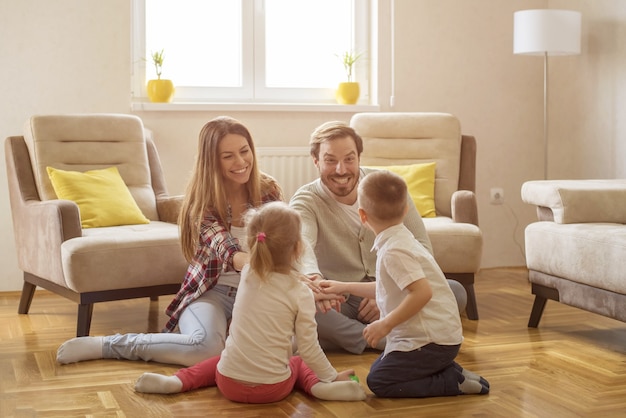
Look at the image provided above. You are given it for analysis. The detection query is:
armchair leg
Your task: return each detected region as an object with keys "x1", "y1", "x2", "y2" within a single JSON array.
[
  {"x1": 528, "y1": 295, "x2": 547, "y2": 328},
  {"x1": 445, "y1": 273, "x2": 479, "y2": 320},
  {"x1": 76, "y1": 303, "x2": 94, "y2": 337},
  {"x1": 528, "y1": 283, "x2": 560, "y2": 328},
  {"x1": 18, "y1": 281, "x2": 37, "y2": 314},
  {"x1": 463, "y1": 284, "x2": 479, "y2": 320}
]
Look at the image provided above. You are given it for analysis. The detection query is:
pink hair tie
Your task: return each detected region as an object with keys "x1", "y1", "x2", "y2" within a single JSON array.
[{"x1": 257, "y1": 232, "x2": 266, "y2": 243}]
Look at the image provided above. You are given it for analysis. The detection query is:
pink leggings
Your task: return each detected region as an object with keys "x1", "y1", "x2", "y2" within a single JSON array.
[{"x1": 175, "y1": 355, "x2": 321, "y2": 403}]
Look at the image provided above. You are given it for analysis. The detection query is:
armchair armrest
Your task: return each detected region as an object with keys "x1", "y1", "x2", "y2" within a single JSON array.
[
  {"x1": 156, "y1": 195, "x2": 183, "y2": 224},
  {"x1": 521, "y1": 180, "x2": 626, "y2": 224},
  {"x1": 14, "y1": 199, "x2": 82, "y2": 282},
  {"x1": 6, "y1": 135, "x2": 82, "y2": 281},
  {"x1": 451, "y1": 190, "x2": 479, "y2": 226}
]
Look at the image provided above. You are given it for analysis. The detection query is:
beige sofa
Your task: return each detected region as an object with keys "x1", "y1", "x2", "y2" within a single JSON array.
[{"x1": 521, "y1": 180, "x2": 626, "y2": 326}]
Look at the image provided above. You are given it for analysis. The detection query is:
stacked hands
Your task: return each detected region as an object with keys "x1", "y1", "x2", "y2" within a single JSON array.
[{"x1": 303, "y1": 275, "x2": 384, "y2": 349}]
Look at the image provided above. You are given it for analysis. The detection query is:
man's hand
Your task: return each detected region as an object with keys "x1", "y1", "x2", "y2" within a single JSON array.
[
  {"x1": 306, "y1": 275, "x2": 344, "y2": 313},
  {"x1": 319, "y1": 280, "x2": 378, "y2": 319},
  {"x1": 314, "y1": 292, "x2": 344, "y2": 313},
  {"x1": 357, "y1": 297, "x2": 380, "y2": 323}
]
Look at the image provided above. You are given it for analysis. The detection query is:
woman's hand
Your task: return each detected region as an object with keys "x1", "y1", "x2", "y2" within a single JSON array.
[{"x1": 232, "y1": 251, "x2": 249, "y2": 272}]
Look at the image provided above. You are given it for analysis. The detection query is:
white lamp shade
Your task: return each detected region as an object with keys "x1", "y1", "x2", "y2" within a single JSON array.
[{"x1": 514, "y1": 9, "x2": 581, "y2": 56}]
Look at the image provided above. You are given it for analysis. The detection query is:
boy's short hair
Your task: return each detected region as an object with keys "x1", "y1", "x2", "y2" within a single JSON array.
[{"x1": 358, "y1": 170, "x2": 408, "y2": 222}]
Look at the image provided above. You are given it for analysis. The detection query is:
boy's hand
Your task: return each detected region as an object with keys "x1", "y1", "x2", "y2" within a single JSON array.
[
  {"x1": 307, "y1": 277, "x2": 344, "y2": 313},
  {"x1": 318, "y1": 279, "x2": 346, "y2": 295},
  {"x1": 363, "y1": 319, "x2": 391, "y2": 348}
]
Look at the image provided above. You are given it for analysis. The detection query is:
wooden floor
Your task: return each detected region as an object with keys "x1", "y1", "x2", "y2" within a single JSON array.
[{"x1": 1, "y1": 267, "x2": 625, "y2": 417}]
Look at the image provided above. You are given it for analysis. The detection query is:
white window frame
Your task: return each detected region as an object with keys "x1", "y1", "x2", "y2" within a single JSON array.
[{"x1": 130, "y1": 0, "x2": 378, "y2": 109}]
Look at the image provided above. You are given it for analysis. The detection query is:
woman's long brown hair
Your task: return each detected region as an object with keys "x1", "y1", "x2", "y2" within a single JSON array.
[{"x1": 178, "y1": 116, "x2": 262, "y2": 262}]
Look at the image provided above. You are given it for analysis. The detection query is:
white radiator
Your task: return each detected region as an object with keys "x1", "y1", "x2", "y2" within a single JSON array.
[{"x1": 256, "y1": 147, "x2": 318, "y2": 199}]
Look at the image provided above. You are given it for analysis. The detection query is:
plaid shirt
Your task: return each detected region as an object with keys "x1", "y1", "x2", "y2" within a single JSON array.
[{"x1": 163, "y1": 179, "x2": 282, "y2": 332}]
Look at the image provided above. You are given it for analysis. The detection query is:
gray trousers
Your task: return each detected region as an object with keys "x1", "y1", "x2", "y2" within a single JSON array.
[
  {"x1": 315, "y1": 279, "x2": 467, "y2": 354},
  {"x1": 102, "y1": 284, "x2": 236, "y2": 366}
]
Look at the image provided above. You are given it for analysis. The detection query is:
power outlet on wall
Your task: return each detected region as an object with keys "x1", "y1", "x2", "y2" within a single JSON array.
[{"x1": 490, "y1": 187, "x2": 504, "y2": 205}]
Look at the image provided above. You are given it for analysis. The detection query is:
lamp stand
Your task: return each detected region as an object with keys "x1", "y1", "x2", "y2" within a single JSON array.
[
  {"x1": 543, "y1": 51, "x2": 548, "y2": 180},
  {"x1": 514, "y1": 9, "x2": 582, "y2": 180}
]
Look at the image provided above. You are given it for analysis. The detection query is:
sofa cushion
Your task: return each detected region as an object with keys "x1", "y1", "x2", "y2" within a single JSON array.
[
  {"x1": 61, "y1": 221, "x2": 187, "y2": 292},
  {"x1": 522, "y1": 180, "x2": 626, "y2": 224},
  {"x1": 424, "y1": 217, "x2": 482, "y2": 273},
  {"x1": 366, "y1": 162, "x2": 436, "y2": 218},
  {"x1": 47, "y1": 166, "x2": 150, "y2": 228},
  {"x1": 525, "y1": 221, "x2": 626, "y2": 294},
  {"x1": 353, "y1": 112, "x2": 461, "y2": 218},
  {"x1": 24, "y1": 114, "x2": 159, "y2": 221}
]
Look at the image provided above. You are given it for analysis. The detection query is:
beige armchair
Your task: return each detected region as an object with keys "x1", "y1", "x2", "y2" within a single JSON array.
[
  {"x1": 350, "y1": 112, "x2": 483, "y2": 319},
  {"x1": 5, "y1": 114, "x2": 188, "y2": 336}
]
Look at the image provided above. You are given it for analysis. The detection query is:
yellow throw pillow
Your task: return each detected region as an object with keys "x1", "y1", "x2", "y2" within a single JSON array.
[
  {"x1": 367, "y1": 162, "x2": 436, "y2": 218},
  {"x1": 47, "y1": 166, "x2": 150, "y2": 228}
]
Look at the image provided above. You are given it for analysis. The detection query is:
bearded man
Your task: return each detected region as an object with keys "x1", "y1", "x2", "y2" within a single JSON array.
[{"x1": 290, "y1": 121, "x2": 467, "y2": 354}]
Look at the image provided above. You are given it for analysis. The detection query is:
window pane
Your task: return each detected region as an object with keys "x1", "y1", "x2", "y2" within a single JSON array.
[
  {"x1": 134, "y1": 0, "x2": 372, "y2": 104},
  {"x1": 264, "y1": 0, "x2": 353, "y2": 88},
  {"x1": 145, "y1": 0, "x2": 242, "y2": 86}
]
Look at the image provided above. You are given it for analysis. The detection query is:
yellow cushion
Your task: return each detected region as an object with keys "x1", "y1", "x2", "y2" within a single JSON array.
[
  {"x1": 367, "y1": 162, "x2": 436, "y2": 218},
  {"x1": 47, "y1": 166, "x2": 150, "y2": 228}
]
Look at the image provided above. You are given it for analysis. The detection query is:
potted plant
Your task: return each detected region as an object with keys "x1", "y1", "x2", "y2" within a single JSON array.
[
  {"x1": 146, "y1": 49, "x2": 175, "y2": 103},
  {"x1": 335, "y1": 50, "x2": 363, "y2": 105}
]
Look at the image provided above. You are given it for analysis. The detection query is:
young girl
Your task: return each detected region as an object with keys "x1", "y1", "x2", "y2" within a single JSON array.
[
  {"x1": 134, "y1": 202, "x2": 367, "y2": 403},
  {"x1": 57, "y1": 116, "x2": 284, "y2": 366}
]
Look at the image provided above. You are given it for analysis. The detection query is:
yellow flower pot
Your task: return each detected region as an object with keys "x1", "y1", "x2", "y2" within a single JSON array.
[
  {"x1": 147, "y1": 79, "x2": 175, "y2": 103},
  {"x1": 335, "y1": 82, "x2": 360, "y2": 105}
]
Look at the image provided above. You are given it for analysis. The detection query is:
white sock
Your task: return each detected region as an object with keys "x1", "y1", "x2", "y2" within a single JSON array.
[
  {"x1": 56, "y1": 336, "x2": 104, "y2": 364},
  {"x1": 459, "y1": 377, "x2": 483, "y2": 394},
  {"x1": 459, "y1": 376, "x2": 489, "y2": 395},
  {"x1": 462, "y1": 368, "x2": 480, "y2": 381},
  {"x1": 310, "y1": 381, "x2": 367, "y2": 401},
  {"x1": 461, "y1": 368, "x2": 490, "y2": 388},
  {"x1": 134, "y1": 373, "x2": 183, "y2": 394}
]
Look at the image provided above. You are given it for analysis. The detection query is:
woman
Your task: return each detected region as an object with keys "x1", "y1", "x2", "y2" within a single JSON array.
[{"x1": 57, "y1": 116, "x2": 283, "y2": 366}]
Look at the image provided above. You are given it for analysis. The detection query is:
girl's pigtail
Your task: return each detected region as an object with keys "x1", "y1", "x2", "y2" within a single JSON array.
[{"x1": 249, "y1": 230, "x2": 273, "y2": 280}]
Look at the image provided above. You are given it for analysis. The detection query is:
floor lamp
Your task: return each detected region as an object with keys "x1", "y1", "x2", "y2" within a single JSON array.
[{"x1": 514, "y1": 9, "x2": 581, "y2": 180}]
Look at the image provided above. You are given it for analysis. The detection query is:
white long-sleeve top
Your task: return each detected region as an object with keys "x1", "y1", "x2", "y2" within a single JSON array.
[{"x1": 217, "y1": 265, "x2": 337, "y2": 384}]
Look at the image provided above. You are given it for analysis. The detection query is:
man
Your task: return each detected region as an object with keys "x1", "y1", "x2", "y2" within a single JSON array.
[{"x1": 290, "y1": 121, "x2": 467, "y2": 354}]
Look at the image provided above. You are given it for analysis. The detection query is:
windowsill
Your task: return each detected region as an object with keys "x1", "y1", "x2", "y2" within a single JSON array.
[{"x1": 130, "y1": 101, "x2": 380, "y2": 113}]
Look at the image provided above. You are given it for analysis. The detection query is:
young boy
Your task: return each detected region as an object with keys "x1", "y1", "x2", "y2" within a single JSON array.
[{"x1": 320, "y1": 170, "x2": 489, "y2": 398}]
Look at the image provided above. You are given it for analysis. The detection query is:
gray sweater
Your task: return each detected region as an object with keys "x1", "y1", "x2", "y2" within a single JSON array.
[{"x1": 290, "y1": 168, "x2": 432, "y2": 283}]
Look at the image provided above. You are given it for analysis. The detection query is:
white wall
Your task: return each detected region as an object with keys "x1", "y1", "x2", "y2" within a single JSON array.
[{"x1": 1, "y1": 0, "x2": 624, "y2": 291}]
